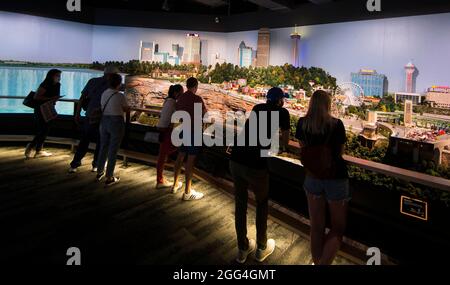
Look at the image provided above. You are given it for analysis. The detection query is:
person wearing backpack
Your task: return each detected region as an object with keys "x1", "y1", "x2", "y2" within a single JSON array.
[
  {"x1": 295, "y1": 90, "x2": 350, "y2": 265},
  {"x1": 68, "y1": 66, "x2": 120, "y2": 174},
  {"x1": 24, "y1": 69, "x2": 62, "y2": 159},
  {"x1": 95, "y1": 73, "x2": 130, "y2": 186}
]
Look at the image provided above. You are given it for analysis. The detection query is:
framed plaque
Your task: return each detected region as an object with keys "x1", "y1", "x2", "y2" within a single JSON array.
[{"x1": 400, "y1": 195, "x2": 428, "y2": 221}]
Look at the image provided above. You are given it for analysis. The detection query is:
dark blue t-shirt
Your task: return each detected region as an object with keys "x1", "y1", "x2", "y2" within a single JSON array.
[
  {"x1": 82, "y1": 76, "x2": 109, "y2": 117},
  {"x1": 231, "y1": 103, "x2": 291, "y2": 169}
]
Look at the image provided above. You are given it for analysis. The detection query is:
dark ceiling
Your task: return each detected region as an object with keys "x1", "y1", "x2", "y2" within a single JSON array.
[
  {"x1": 1, "y1": 0, "x2": 450, "y2": 32},
  {"x1": 85, "y1": 0, "x2": 267, "y2": 15},
  {"x1": 2, "y1": 0, "x2": 334, "y2": 15}
]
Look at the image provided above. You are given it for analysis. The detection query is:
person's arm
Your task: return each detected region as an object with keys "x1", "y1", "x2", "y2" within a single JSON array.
[
  {"x1": 166, "y1": 100, "x2": 177, "y2": 128},
  {"x1": 202, "y1": 100, "x2": 207, "y2": 116},
  {"x1": 121, "y1": 94, "x2": 131, "y2": 113},
  {"x1": 280, "y1": 129, "x2": 290, "y2": 151},
  {"x1": 279, "y1": 110, "x2": 291, "y2": 152},
  {"x1": 33, "y1": 87, "x2": 47, "y2": 101},
  {"x1": 74, "y1": 92, "x2": 87, "y2": 123},
  {"x1": 34, "y1": 85, "x2": 60, "y2": 102},
  {"x1": 294, "y1": 118, "x2": 305, "y2": 149},
  {"x1": 74, "y1": 80, "x2": 92, "y2": 123},
  {"x1": 34, "y1": 86, "x2": 59, "y2": 101},
  {"x1": 336, "y1": 119, "x2": 347, "y2": 157}
]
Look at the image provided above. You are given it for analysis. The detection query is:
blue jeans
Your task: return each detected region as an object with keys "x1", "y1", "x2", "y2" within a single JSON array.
[
  {"x1": 70, "y1": 119, "x2": 101, "y2": 168},
  {"x1": 97, "y1": 116, "x2": 125, "y2": 178},
  {"x1": 303, "y1": 176, "x2": 351, "y2": 202}
]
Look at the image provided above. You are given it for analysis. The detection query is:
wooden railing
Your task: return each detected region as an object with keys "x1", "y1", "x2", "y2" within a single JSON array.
[{"x1": 1, "y1": 95, "x2": 449, "y2": 192}]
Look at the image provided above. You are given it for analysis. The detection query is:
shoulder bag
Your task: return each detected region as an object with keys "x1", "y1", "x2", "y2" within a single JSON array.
[{"x1": 90, "y1": 91, "x2": 118, "y2": 124}]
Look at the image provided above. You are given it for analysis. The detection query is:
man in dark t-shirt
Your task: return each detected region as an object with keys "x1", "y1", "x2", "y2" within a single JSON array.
[
  {"x1": 231, "y1": 102, "x2": 290, "y2": 169},
  {"x1": 68, "y1": 66, "x2": 120, "y2": 173},
  {"x1": 229, "y1": 87, "x2": 290, "y2": 264}
]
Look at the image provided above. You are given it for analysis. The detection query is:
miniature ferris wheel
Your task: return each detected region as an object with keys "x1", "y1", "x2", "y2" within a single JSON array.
[{"x1": 336, "y1": 82, "x2": 364, "y2": 106}]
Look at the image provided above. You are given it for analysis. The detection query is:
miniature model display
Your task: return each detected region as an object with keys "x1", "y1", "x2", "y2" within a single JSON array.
[{"x1": 1, "y1": 3, "x2": 450, "y2": 268}]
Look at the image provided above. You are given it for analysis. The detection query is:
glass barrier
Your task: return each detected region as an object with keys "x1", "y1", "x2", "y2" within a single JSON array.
[{"x1": 0, "y1": 66, "x2": 102, "y2": 115}]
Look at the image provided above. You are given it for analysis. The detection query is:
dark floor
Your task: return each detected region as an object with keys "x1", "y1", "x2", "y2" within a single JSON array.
[{"x1": 0, "y1": 145, "x2": 355, "y2": 265}]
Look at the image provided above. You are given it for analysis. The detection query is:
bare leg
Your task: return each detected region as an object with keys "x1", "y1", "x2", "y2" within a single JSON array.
[
  {"x1": 172, "y1": 152, "x2": 186, "y2": 187},
  {"x1": 306, "y1": 193, "x2": 326, "y2": 265},
  {"x1": 184, "y1": 154, "x2": 196, "y2": 195},
  {"x1": 318, "y1": 200, "x2": 348, "y2": 265}
]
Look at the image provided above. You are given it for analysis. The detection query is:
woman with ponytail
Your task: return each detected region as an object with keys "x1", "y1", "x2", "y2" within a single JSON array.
[{"x1": 155, "y1": 84, "x2": 184, "y2": 189}]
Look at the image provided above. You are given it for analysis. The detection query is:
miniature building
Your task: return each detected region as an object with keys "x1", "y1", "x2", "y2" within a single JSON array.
[
  {"x1": 351, "y1": 69, "x2": 387, "y2": 97},
  {"x1": 404, "y1": 100, "x2": 414, "y2": 127},
  {"x1": 256, "y1": 28, "x2": 270, "y2": 67},
  {"x1": 426, "y1": 86, "x2": 450, "y2": 109},
  {"x1": 389, "y1": 133, "x2": 450, "y2": 165},
  {"x1": 358, "y1": 123, "x2": 379, "y2": 149},
  {"x1": 238, "y1": 41, "x2": 255, "y2": 68},
  {"x1": 139, "y1": 41, "x2": 154, "y2": 62},
  {"x1": 395, "y1": 92, "x2": 424, "y2": 105},
  {"x1": 182, "y1": 33, "x2": 201, "y2": 65},
  {"x1": 290, "y1": 26, "x2": 301, "y2": 67},
  {"x1": 367, "y1": 110, "x2": 378, "y2": 124},
  {"x1": 405, "y1": 61, "x2": 417, "y2": 93}
]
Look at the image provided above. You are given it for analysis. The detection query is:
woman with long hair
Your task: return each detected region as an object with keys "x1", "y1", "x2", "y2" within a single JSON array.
[
  {"x1": 155, "y1": 84, "x2": 184, "y2": 189},
  {"x1": 25, "y1": 69, "x2": 62, "y2": 158},
  {"x1": 295, "y1": 90, "x2": 350, "y2": 265}
]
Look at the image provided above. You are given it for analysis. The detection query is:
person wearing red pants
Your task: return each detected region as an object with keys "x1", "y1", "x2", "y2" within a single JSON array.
[{"x1": 155, "y1": 84, "x2": 184, "y2": 189}]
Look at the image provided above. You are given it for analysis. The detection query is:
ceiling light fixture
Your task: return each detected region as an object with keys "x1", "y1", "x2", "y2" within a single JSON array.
[{"x1": 162, "y1": 0, "x2": 170, "y2": 11}]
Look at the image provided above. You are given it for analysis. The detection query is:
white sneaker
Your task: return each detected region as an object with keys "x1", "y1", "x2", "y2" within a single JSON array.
[
  {"x1": 255, "y1": 239, "x2": 276, "y2": 262},
  {"x1": 182, "y1": 189, "x2": 204, "y2": 201},
  {"x1": 171, "y1": 181, "x2": 183, "y2": 194},
  {"x1": 24, "y1": 143, "x2": 33, "y2": 159},
  {"x1": 156, "y1": 181, "x2": 173, "y2": 189},
  {"x1": 96, "y1": 172, "x2": 105, "y2": 181},
  {"x1": 34, "y1": 151, "x2": 52, "y2": 158},
  {"x1": 91, "y1": 166, "x2": 98, "y2": 172},
  {"x1": 105, "y1": 176, "x2": 120, "y2": 186},
  {"x1": 68, "y1": 167, "x2": 78, "y2": 173},
  {"x1": 236, "y1": 239, "x2": 256, "y2": 264}
]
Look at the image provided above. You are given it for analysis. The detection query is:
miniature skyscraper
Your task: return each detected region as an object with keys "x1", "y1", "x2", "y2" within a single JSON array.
[
  {"x1": 238, "y1": 41, "x2": 254, "y2": 68},
  {"x1": 404, "y1": 99, "x2": 413, "y2": 127},
  {"x1": 405, "y1": 61, "x2": 416, "y2": 93},
  {"x1": 367, "y1": 110, "x2": 378, "y2": 124},
  {"x1": 182, "y1": 33, "x2": 201, "y2": 65},
  {"x1": 256, "y1": 28, "x2": 270, "y2": 68},
  {"x1": 139, "y1": 41, "x2": 154, "y2": 62},
  {"x1": 290, "y1": 26, "x2": 301, "y2": 67}
]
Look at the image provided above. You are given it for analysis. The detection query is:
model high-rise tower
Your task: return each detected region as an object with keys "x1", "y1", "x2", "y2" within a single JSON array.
[
  {"x1": 182, "y1": 33, "x2": 201, "y2": 65},
  {"x1": 290, "y1": 26, "x2": 301, "y2": 67},
  {"x1": 256, "y1": 28, "x2": 270, "y2": 68},
  {"x1": 139, "y1": 41, "x2": 155, "y2": 62},
  {"x1": 238, "y1": 41, "x2": 255, "y2": 68},
  {"x1": 405, "y1": 61, "x2": 416, "y2": 93}
]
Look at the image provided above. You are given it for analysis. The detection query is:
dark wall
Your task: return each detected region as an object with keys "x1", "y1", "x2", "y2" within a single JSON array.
[{"x1": 1, "y1": 0, "x2": 450, "y2": 32}]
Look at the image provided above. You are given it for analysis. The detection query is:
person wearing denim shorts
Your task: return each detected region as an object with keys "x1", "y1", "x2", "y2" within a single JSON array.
[
  {"x1": 295, "y1": 90, "x2": 350, "y2": 265},
  {"x1": 171, "y1": 77, "x2": 207, "y2": 201}
]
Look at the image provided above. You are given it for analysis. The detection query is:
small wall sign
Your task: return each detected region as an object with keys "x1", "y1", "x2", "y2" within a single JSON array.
[{"x1": 400, "y1": 195, "x2": 428, "y2": 221}]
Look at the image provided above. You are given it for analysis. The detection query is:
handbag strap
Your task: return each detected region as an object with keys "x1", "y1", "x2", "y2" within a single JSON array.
[{"x1": 102, "y1": 91, "x2": 119, "y2": 113}]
